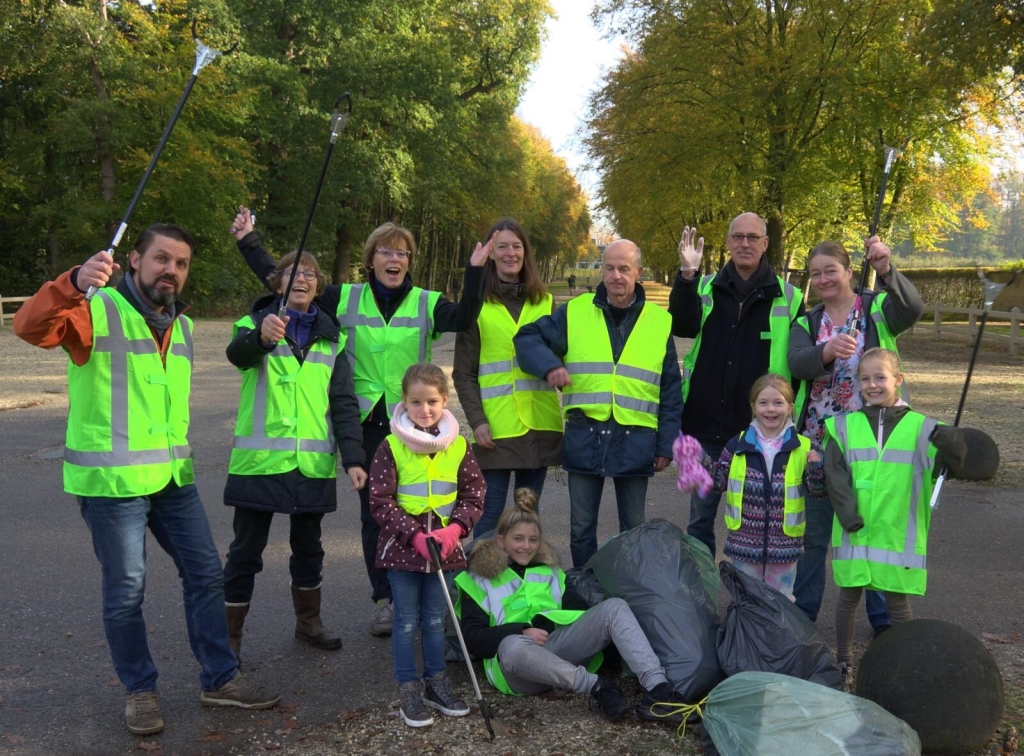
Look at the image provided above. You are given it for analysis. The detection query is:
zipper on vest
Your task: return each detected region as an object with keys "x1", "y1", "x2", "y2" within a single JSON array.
[{"x1": 877, "y1": 407, "x2": 885, "y2": 449}]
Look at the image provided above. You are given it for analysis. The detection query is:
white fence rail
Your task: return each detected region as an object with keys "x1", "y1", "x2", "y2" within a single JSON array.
[
  {"x1": 917, "y1": 304, "x2": 1023, "y2": 356},
  {"x1": 0, "y1": 295, "x2": 29, "y2": 328}
]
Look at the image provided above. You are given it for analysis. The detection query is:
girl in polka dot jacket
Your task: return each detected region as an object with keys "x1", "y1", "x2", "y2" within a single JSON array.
[{"x1": 369, "y1": 362, "x2": 484, "y2": 728}]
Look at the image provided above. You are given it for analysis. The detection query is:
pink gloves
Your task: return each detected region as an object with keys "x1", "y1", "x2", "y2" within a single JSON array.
[
  {"x1": 429, "y1": 523, "x2": 464, "y2": 560},
  {"x1": 410, "y1": 532, "x2": 431, "y2": 561},
  {"x1": 673, "y1": 433, "x2": 713, "y2": 498}
]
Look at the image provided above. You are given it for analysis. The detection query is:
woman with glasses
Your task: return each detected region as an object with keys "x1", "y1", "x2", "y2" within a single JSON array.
[
  {"x1": 788, "y1": 236, "x2": 923, "y2": 632},
  {"x1": 452, "y1": 218, "x2": 563, "y2": 538},
  {"x1": 222, "y1": 251, "x2": 368, "y2": 660},
  {"x1": 231, "y1": 209, "x2": 489, "y2": 637}
]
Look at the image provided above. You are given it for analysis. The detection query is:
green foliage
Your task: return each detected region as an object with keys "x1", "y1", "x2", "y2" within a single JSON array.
[{"x1": 1, "y1": 0, "x2": 591, "y2": 313}]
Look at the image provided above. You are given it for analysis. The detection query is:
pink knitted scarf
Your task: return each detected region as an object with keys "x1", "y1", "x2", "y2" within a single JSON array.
[{"x1": 389, "y1": 405, "x2": 460, "y2": 453}]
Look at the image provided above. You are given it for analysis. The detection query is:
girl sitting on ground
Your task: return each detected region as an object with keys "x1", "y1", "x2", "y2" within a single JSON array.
[
  {"x1": 455, "y1": 488, "x2": 688, "y2": 724},
  {"x1": 675, "y1": 373, "x2": 822, "y2": 600},
  {"x1": 823, "y1": 347, "x2": 965, "y2": 686},
  {"x1": 369, "y1": 362, "x2": 484, "y2": 728}
]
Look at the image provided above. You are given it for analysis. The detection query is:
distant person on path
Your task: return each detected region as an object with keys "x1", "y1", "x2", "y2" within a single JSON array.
[
  {"x1": 222, "y1": 251, "x2": 367, "y2": 661},
  {"x1": 452, "y1": 218, "x2": 563, "y2": 538},
  {"x1": 789, "y1": 237, "x2": 924, "y2": 633},
  {"x1": 823, "y1": 348, "x2": 964, "y2": 688},
  {"x1": 232, "y1": 207, "x2": 488, "y2": 637},
  {"x1": 514, "y1": 240, "x2": 682, "y2": 568},
  {"x1": 13, "y1": 224, "x2": 280, "y2": 737},
  {"x1": 455, "y1": 488, "x2": 689, "y2": 723},
  {"x1": 568, "y1": 273, "x2": 577, "y2": 294},
  {"x1": 670, "y1": 213, "x2": 804, "y2": 557},
  {"x1": 368, "y1": 363, "x2": 484, "y2": 728}
]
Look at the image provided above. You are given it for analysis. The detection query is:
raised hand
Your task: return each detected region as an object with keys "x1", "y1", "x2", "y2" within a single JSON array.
[
  {"x1": 545, "y1": 367, "x2": 572, "y2": 388},
  {"x1": 76, "y1": 250, "x2": 121, "y2": 293},
  {"x1": 678, "y1": 226, "x2": 705, "y2": 275},
  {"x1": 864, "y1": 235, "x2": 892, "y2": 277},
  {"x1": 230, "y1": 205, "x2": 255, "y2": 240},
  {"x1": 474, "y1": 423, "x2": 496, "y2": 450},
  {"x1": 260, "y1": 313, "x2": 288, "y2": 345},
  {"x1": 469, "y1": 231, "x2": 497, "y2": 267}
]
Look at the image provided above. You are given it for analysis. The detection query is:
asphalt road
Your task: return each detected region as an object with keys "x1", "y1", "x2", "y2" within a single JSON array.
[{"x1": 1, "y1": 331, "x2": 1022, "y2": 755}]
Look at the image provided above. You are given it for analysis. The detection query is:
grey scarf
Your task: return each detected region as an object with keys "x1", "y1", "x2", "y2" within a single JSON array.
[{"x1": 124, "y1": 272, "x2": 176, "y2": 337}]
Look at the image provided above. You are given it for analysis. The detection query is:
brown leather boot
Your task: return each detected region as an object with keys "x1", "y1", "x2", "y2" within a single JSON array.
[
  {"x1": 292, "y1": 585, "x2": 342, "y2": 650},
  {"x1": 225, "y1": 603, "x2": 249, "y2": 663}
]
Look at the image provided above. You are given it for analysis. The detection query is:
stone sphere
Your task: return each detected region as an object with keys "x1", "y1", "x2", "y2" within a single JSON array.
[
  {"x1": 953, "y1": 427, "x2": 999, "y2": 481},
  {"x1": 856, "y1": 619, "x2": 1004, "y2": 755}
]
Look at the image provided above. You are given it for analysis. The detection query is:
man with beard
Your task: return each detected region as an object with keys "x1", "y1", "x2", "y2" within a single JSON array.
[{"x1": 14, "y1": 224, "x2": 280, "y2": 737}]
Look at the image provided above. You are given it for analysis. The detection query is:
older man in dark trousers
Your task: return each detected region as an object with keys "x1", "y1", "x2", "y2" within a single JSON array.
[{"x1": 514, "y1": 239, "x2": 683, "y2": 568}]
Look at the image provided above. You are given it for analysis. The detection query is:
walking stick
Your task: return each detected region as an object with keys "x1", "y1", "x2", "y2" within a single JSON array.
[
  {"x1": 85, "y1": 20, "x2": 236, "y2": 301},
  {"x1": 425, "y1": 537, "x2": 496, "y2": 740},
  {"x1": 277, "y1": 93, "x2": 352, "y2": 320},
  {"x1": 930, "y1": 268, "x2": 1020, "y2": 510}
]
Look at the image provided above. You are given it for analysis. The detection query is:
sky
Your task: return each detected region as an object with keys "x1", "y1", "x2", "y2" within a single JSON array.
[{"x1": 515, "y1": 1, "x2": 625, "y2": 198}]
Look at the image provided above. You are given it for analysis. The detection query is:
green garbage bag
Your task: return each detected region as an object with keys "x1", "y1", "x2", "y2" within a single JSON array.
[{"x1": 703, "y1": 672, "x2": 921, "y2": 756}]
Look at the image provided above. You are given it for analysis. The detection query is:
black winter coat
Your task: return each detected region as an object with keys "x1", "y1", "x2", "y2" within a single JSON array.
[
  {"x1": 222, "y1": 294, "x2": 365, "y2": 514},
  {"x1": 670, "y1": 259, "x2": 805, "y2": 447}
]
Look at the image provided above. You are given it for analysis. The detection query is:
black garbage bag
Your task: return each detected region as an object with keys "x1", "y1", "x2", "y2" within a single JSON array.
[
  {"x1": 717, "y1": 561, "x2": 842, "y2": 688},
  {"x1": 587, "y1": 518, "x2": 723, "y2": 701},
  {"x1": 565, "y1": 567, "x2": 606, "y2": 608}
]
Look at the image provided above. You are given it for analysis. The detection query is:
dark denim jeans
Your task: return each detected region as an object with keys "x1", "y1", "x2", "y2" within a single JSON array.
[
  {"x1": 794, "y1": 492, "x2": 892, "y2": 629},
  {"x1": 388, "y1": 569, "x2": 451, "y2": 685},
  {"x1": 474, "y1": 467, "x2": 548, "y2": 538},
  {"x1": 686, "y1": 442, "x2": 725, "y2": 556},
  {"x1": 359, "y1": 420, "x2": 393, "y2": 604},
  {"x1": 567, "y1": 473, "x2": 648, "y2": 568},
  {"x1": 78, "y1": 482, "x2": 238, "y2": 693},
  {"x1": 223, "y1": 508, "x2": 325, "y2": 604}
]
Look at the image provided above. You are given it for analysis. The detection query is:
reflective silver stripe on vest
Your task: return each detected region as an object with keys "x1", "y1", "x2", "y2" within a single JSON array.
[
  {"x1": 397, "y1": 481, "x2": 458, "y2": 496},
  {"x1": 723, "y1": 503, "x2": 741, "y2": 522},
  {"x1": 358, "y1": 394, "x2": 376, "y2": 413},
  {"x1": 562, "y1": 391, "x2": 613, "y2": 406},
  {"x1": 480, "y1": 385, "x2": 514, "y2": 399},
  {"x1": 565, "y1": 361, "x2": 615, "y2": 375},
  {"x1": 831, "y1": 544, "x2": 928, "y2": 570},
  {"x1": 882, "y1": 449, "x2": 915, "y2": 464},
  {"x1": 786, "y1": 484, "x2": 803, "y2": 500},
  {"x1": 785, "y1": 510, "x2": 806, "y2": 529},
  {"x1": 615, "y1": 364, "x2": 662, "y2": 385},
  {"x1": 341, "y1": 286, "x2": 432, "y2": 383},
  {"x1": 515, "y1": 379, "x2": 554, "y2": 392},
  {"x1": 682, "y1": 366, "x2": 691, "y2": 382},
  {"x1": 700, "y1": 293, "x2": 712, "y2": 309},
  {"x1": 469, "y1": 573, "x2": 521, "y2": 626},
  {"x1": 233, "y1": 340, "x2": 338, "y2": 453},
  {"x1": 613, "y1": 395, "x2": 658, "y2": 415},
  {"x1": 525, "y1": 572, "x2": 563, "y2": 605},
  {"x1": 479, "y1": 359, "x2": 511, "y2": 376},
  {"x1": 66, "y1": 293, "x2": 186, "y2": 468},
  {"x1": 871, "y1": 310, "x2": 885, "y2": 324}
]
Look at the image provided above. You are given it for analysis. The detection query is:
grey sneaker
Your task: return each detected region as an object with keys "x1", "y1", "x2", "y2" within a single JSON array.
[
  {"x1": 125, "y1": 691, "x2": 164, "y2": 736},
  {"x1": 399, "y1": 681, "x2": 434, "y2": 728},
  {"x1": 424, "y1": 671, "x2": 470, "y2": 716},
  {"x1": 370, "y1": 600, "x2": 393, "y2": 637},
  {"x1": 200, "y1": 673, "x2": 281, "y2": 709}
]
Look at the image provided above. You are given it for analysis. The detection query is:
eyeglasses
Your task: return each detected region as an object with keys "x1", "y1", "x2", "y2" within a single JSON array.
[
  {"x1": 376, "y1": 247, "x2": 411, "y2": 260},
  {"x1": 290, "y1": 269, "x2": 318, "y2": 281},
  {"x1": 728, "y1": 233, "x2": 765, "y2": 244}
]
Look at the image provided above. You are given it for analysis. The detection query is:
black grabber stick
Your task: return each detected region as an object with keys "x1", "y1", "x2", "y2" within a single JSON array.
[
  {"x1": 85, "y1": 20, "x2": 236, "y2": 301},
  {"x1": 277, "y1": 93, "x2": 352, "y2": 320},
  {"x1": 426, "y1": 536, "x2": 496, "y2": 740},
  {"x1": 930, "y1": 268, "x2": 1020, "y2": 510}
]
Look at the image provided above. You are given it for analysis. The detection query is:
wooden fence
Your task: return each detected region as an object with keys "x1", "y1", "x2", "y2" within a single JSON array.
[
  {"x1": 916, "y1": 304, "x2": 1023, "y2": 356},
  {"x1": 0, "y1": 295, "x2": 29, "y2": 328}
]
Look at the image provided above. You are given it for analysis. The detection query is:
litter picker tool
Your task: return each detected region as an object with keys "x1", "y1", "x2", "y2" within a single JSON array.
[
  {"x1": 425, "y1": 535, "x2": 495, "y2": 740},
  {"x1": 85, "y1": 19, "x2": 237, "y2": 301},
  {"x1": 277, "y1": 93, "x2": 352, "y2": 320},
  {"x1": 930, "y1": 267, "x2": 1020, "y2": 510}
]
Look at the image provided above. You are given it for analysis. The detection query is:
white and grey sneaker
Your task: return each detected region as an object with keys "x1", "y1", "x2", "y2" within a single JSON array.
[
  {"x1": 398, "y1": 680, "x2": 434, "y2": 728},
  {"x1": 424, "y1": 671, "x2": 470, "y2": 716},
  {"x1": 370, "y1": 600, "x2": 393, "y2": 637}
]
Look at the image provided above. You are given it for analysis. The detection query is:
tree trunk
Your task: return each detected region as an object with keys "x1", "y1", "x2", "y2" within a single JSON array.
[{"x1": 333, "y1": 225, "x2": 352, "y2": 283}]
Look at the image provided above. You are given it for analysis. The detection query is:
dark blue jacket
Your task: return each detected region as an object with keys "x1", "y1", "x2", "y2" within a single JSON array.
[{"x1": 513, "y1": 283, "x2": 683, "y2": 478}]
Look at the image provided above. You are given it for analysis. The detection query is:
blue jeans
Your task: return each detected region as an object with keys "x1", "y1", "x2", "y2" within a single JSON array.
[
  {"x1": 78, "y1": 482, "x2": 238, "y2": 693},
  {"x1": 567, "y1": 473, "x2": 648, "y2": 568},
  {"x1": 686, "y1": 443, "x2": 724, "y2": 556},
  {"x1": 793, "y1": 492, "x2": 892, "y2": 629},
  {"x1": 388, "y1": 569, "x2": 451, "y2": 685},
  {"x1": 474, "y1": 467, "x2": 548, "y2": 538}
]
